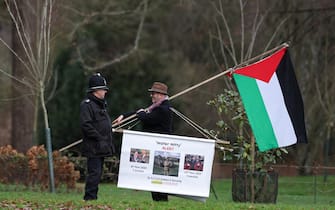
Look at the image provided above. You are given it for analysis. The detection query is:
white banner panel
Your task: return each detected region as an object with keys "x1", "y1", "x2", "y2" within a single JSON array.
[{"x1": 117, "y1": 130, "x2": 215, "y2": 198}]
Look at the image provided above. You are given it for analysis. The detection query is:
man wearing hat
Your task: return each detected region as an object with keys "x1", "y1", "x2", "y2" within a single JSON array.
[
  {"x1": 80, "y1": 73, "x2": 114, "y2": 201},
  {"x1": 114, "y1": 82, "x2": 173, "y2": 201}
]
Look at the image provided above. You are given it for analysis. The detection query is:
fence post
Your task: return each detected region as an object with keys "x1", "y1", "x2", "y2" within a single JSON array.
[{"x1": 313, "y1": 171, "x2": 317, "y2": 204}]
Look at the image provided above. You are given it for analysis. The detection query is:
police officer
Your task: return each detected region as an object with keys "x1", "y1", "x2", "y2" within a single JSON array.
[{"x1": 80, "y1": 73, "x2": 114, "y2": 201}]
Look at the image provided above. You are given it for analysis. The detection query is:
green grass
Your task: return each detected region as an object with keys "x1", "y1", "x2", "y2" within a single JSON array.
[{"x1": 1, "y1": 176, "x2": 335, "y2": 209}]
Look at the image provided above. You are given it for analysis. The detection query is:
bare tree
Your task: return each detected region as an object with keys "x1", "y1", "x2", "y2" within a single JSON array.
[
  {"x1": 210, "y1": 0, "x2": 335, "y2": 176},
  {"x1": 60, "y1": 0, "x2": 148, "y2": 72},
  {"x1": 290, "y1": 3, "x2": 335, "y2": 173},
  {"x1": 0, "y1": 0, "x2": 56, "y2": 192},
  {"x1": 209, "y1": 0, "x2": 291, "y2": 202},
  {"x1": 315, "y1": 39, "x2": 335, "y2": 177},
  {"x1": 209, "y1": 0, "x2": 289, "y2": 135}
]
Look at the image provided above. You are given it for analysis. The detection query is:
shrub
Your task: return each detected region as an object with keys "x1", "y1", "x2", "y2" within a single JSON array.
[{"x1": 0, "y1": 145, "x2": 80, "y2": 190}]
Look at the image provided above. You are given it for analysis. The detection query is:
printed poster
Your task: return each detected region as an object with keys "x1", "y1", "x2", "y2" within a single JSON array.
[{"x1": 117, "y1": 130, "x2": 215, "y2": 199}]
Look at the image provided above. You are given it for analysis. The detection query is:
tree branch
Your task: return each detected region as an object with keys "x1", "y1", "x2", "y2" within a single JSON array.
[
  {"x1": 63, "y1": 1, "x2": 143, "y2": 42},
  {"x1": 77, "y1": 0, "x2": 148, "y2": 71}
]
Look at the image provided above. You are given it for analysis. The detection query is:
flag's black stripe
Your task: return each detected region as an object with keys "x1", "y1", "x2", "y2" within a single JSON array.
[{"x1": 276, "y1": 51, "x2": 308, "y2": 144}]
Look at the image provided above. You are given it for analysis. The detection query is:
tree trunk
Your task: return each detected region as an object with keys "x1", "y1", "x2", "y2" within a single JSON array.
[
  {"x1": 232, "y1": 169, "x2": 278, "y2": 203},
  {"x1": 0, "y1": 10, "x2": 13, "y2": 146},
  {"x1": 10, "y1": 1, "x2": 37, "y2": 153}
]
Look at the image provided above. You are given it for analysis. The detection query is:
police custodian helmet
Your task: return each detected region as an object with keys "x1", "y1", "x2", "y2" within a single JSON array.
[{"x1": 87, "y1": 73, "x2": 109, "y2": 92}]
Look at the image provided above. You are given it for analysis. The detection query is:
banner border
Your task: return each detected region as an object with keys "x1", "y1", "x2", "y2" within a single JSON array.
[{"x1": 122, "y1": 129, "x2": 216, "y2": 144}]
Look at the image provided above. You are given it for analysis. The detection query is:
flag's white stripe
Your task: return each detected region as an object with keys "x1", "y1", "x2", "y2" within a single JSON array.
[{"x1": 256, "y1": 74, "x2": 297, "y2": 147}]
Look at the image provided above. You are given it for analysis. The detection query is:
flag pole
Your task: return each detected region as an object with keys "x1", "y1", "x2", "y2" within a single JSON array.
[
  {"x1": 61, "y1": 43, "x2": 290, "y2": 151},
  {"x1": 59, "y1": 139, "x2": 82, "y2": 152},
  {"x1": 113, "y1": 42, "x2": 289, "y2": 129}
]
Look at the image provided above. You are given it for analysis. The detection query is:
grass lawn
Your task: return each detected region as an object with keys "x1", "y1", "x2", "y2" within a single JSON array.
[{"x1": 1, "y1": 176, "x2": 335, "y2": 209}]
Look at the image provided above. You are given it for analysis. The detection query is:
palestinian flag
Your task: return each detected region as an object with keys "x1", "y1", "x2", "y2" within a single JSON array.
[{"x1": 233, "y1": 47, "x2": 307, "y2": 151}]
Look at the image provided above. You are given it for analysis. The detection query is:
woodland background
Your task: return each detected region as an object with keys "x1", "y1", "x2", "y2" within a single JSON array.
[{"x1": 0, "y1": 0, "x2": 334, "y2": 175}]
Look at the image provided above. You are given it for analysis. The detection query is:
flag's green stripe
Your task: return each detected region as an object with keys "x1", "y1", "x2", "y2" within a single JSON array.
[{"x1": 234, "y1": 74, "x2": 278, "y2": 151}]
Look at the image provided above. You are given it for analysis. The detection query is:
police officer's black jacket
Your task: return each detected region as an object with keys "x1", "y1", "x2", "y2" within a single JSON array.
[{"x1": 80, "y1": 93, "x2": 114, "y2": 157}]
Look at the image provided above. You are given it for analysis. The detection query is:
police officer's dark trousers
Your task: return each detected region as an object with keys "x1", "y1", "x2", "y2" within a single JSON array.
[{"x1": 84, "y1": 157, "x2": 104, "y2": 200}]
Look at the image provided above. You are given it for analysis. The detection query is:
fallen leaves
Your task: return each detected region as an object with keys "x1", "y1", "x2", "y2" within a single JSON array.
[{"x1": 0, "y1": 199, "x2": 117, "y2": 210}]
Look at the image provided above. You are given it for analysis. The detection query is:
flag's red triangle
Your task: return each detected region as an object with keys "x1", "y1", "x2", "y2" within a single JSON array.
[{"x1": 233, "y1": 47, "x2": 287, "y2": 83}]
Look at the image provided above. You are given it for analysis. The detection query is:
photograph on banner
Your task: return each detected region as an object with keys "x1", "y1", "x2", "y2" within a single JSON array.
[
  {"x1": 130, "y1": 148, "x2": 150, "y2": 163},
  {"x1": 117, "y1": 130, "x2": 215, "y2": 198},
  {"x1": 153, "y1": 151, "x2": 180, "y2": 177},
  {"x1": 184, "y1": 154, "x2": 204, "y2": 171}
]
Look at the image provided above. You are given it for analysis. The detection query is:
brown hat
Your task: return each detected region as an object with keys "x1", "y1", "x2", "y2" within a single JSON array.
[{"x1": 148, "y1": 82, "x2": 168, "y2": 95}]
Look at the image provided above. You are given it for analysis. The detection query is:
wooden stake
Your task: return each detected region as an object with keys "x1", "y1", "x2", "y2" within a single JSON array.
[{"x1": 250, "y1": 135, "x2": 255, "y2": 203}]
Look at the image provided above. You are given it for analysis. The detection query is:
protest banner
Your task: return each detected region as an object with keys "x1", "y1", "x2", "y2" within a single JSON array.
[{"x1": 117, "y1": 130, "x2": 215, "y2": 199}]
